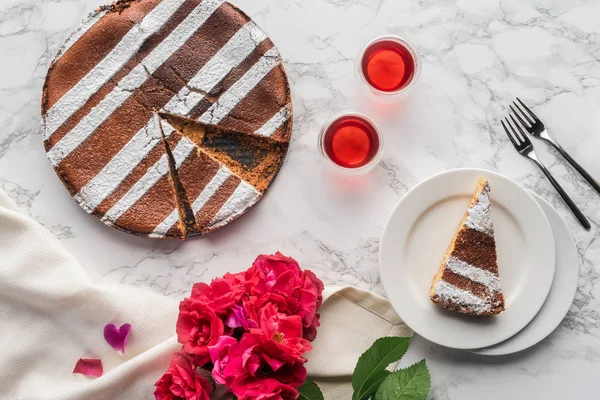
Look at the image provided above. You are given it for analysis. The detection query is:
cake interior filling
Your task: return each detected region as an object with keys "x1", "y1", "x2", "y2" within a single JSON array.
[
  {"x1": 151, "y1": 112, "x2": 287, "y2": 237},
  {"x1": 159, "y1": 112, "x2": 287, "y2": 193}
]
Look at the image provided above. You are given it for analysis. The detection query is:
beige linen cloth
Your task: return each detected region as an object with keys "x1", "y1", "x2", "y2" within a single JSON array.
[{"x1": 0, "y1": 190, "x2": 411, "y2": 400}]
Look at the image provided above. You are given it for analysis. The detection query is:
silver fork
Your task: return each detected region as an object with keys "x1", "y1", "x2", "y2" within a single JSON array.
[
  {"x1": 501, "y1": 115, "x2": 591, "y2": 230},
  {"x1": 511, "y1": 98, "x2": 600, "y2": 195}
]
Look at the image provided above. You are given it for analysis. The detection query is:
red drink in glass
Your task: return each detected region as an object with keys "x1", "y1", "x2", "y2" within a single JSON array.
[
  {"x1": 359, "y1": 36, "x2": 420, "y2": 97},
  {"x1": 320, "y1": 112, "x2": 382, "y2": 171}
]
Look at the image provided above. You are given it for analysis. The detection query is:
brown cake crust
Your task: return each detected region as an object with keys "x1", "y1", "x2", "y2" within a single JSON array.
[{"x1": 41, "y1": 0, "x2": 292, "y2": 238}]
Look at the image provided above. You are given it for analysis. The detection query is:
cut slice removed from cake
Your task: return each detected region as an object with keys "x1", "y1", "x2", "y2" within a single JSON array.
[
  {"x1": 159, "y1": 112, "x2": 288, "y2": 193},
  {"x1": 430, "y1": 177, "x2": 505, "y2": 316}
]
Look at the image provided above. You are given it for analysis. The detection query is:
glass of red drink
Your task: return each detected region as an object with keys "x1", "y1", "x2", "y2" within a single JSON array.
[
  {"x1": 319, "y1": 111, "x2": 383, "y2": 173},
  {"x1": 358, "y1": 35, "x2": 420, "y2": 100}
]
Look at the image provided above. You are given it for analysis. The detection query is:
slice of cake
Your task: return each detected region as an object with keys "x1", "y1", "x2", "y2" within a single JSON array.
[{"x1": 430, "y1": 177, "x2": 505, "y2": 316}]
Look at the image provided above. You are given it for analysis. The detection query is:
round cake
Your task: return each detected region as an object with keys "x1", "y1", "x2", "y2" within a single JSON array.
[{"x1": 41, "y1": 0, "x2": 292, "y2": 239}]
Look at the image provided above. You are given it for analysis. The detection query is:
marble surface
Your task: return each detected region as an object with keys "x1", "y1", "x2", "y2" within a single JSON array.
[{"x1": 1, "y1": 0, "x2": 600, "y2": 397}]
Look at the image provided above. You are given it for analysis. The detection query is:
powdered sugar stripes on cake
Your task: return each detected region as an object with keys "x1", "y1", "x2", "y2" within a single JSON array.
[
  {"x1": 199, "y1": 47, "x2": 281, "y2": 125},
  {"x1": 191, "y1": 167, "x2": 234, "y2": 215},
  {"x1": 44, "y1": 0, "x2": 189, "y2": 138},
  {"x1": 255, "y1": 104, "x2": 291, "y2": 137},
  {"x1": 151, "y1": 170, "x2": 261, "y2": 237},
  {"x1": 46, "y1": 1, "x2": 289, "y2": 237},
  {"x1": 445, "y1": 256, "x2": 501, "y2": 294},
  {"x1": 163, "y1": 22, "x2": 267, "y2": 115},
  {"x1": 74, "y1": 115, "x2": 166, "y2": 213},
  {"x1": 73, "y1": 21, "x2": 268, "y2": 213},
  {"x1": 103, "y1": 134, "x2": 196, "y2": 223},
  {"x1": 103, "y1": 25, "x2": 278, "y2": 231},
  {"x1": 107, "y1": 41, "x2": 281, "y2": 234},
  {"x1": 433, "y1": 281, "x2": 493, "y2": 313},
  {"x1": 101, "y1": 153, "x2": 169, "y2": 223},
  {"x1": 150, "y1": 48, "x2": 284, "y2": 236},
  {"x1": 46, "y1": 0, "x2": 223, "y2": 165},
  {"x1": 150, "y1": 166, "x2": 233, "y2": 237},
  {"x1": 210, "y1": 181, "x2": 260, "y2": 229},
  {"x1": 465, "y1": 181, "x2": 494, "y2": 236}
]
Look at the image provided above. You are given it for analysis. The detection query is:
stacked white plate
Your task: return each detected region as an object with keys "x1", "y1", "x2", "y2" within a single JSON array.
[{"x1": 379, "y1": 168, "x2": 578, "y2": 355}]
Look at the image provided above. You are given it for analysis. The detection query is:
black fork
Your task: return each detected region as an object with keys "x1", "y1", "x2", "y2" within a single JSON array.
[
  {"x1": 502, "y1": 116, "x2": 591, "y2": 230},
  {"x1": 511, "y1": 98, "x2": 600, "y2": 195}
]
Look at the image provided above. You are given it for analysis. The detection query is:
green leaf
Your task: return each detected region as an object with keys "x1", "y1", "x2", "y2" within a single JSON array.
[
  {"x1": 352, "y1": 337, "x2": 411, "y2": 400},
  {"x1": 298, "y1": 379, "x2": 324, "y2": 400},
  {"x1": 356, "y1": 369, "x2": 390, "y2": 400},
  {"x1": 374, "y1": 360, "x2": 431, "y2": 400}
]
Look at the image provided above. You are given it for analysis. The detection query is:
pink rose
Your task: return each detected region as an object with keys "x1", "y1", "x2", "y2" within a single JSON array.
[
  {"x1": 208, "y1": 335, "x2": 237, "y2": 386},
  {"x1": 191, "y1": 276, "x2": 245, "y2": 317},
  {"x1": 176, "y1": 298, "x2": 224, "y2": 366},
  {"x1": 209, "y1": 333, "x2": 307, "y2": 399},
  {"x1": 247, "y1": 253, "x2": 324, "y2": 340},
  {"x1": 154, "y1": 354, "x2": 212, "y2": 400},
  {"x1": 255, "y1": 303, "x2": 312, "y2": 365},
  {"x1": 247, "y1": 253, "x2": 301, "y2": 296}
]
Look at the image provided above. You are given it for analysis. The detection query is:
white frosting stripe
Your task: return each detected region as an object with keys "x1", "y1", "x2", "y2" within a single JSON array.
[
  {"x1": 190, "y1": 167, "x2": 232, "y2": 214},
  {"x1": 189, "y1": 22, "x2": 267, "y2": 91},
  {"x1": 75, "y1": 115, "x2": 165, "y2": 212},
  {"x1": 445, "y1": 256, "x2": 501, "y2": 293},
  {"x1": 44, "y1": 0, "x2": 187, "y2": 138},
  {"x1": 465, "y1": 181, "x2": 494, "y2": 235},
  {"x1": 102, "y1": 154, "x2": 169, "y2": 222},
  {"x1": 150, "y1": 209, "x2": 180, "y2": 238},
  {"x1": 199, "y1": 47, "x2": 281, "y2": 124},
  {"x1": 163, "y1": 21, "x2": 267, "y2": 116},
  {"x1": 103, "y1": 133, "x2": 195, "y2": 223},
  {"x1": 151, "y1": 166, "x2": 232, "y2": 237},
  {"x1": 254, "y1": 104, "x2": 291, "y2": 137},
  {"x1": 209, "y1": 181, "x2": 260, "y2": 229},
  {"x1": 433, "y1": 281, "x2": 491, "y2": 311},
  {"x1": 57, "y1": 10, "x2": 107, "y2": 61},
  {"x1": 46, "y1": 0, "x2": 223, "y2": 164}
]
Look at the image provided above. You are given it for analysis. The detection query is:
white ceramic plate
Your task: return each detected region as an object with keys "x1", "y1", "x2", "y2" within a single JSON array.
[
  {"x1": 379, "y1": 168, "x2": 556, "y2": 349},
  {"x1": 468, "y1": 192, "x2": 578, "y2": 355}
]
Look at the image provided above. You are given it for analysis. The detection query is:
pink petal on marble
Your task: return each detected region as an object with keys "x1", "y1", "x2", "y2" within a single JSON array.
[
  {"x1": 73, "y1": 358, "x2": 103, "y2": 377},
  {"x1": 104, "y1": 323, "x2": 131, "y2": 355}
]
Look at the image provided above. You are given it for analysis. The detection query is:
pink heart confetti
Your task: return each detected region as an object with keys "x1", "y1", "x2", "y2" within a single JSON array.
[
  {"x1": 104, "y1": 323, "x2": 131, "y2": 355},
  {"x1": 73, "y1": 358, "x2": 103, "y2": 377}
]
